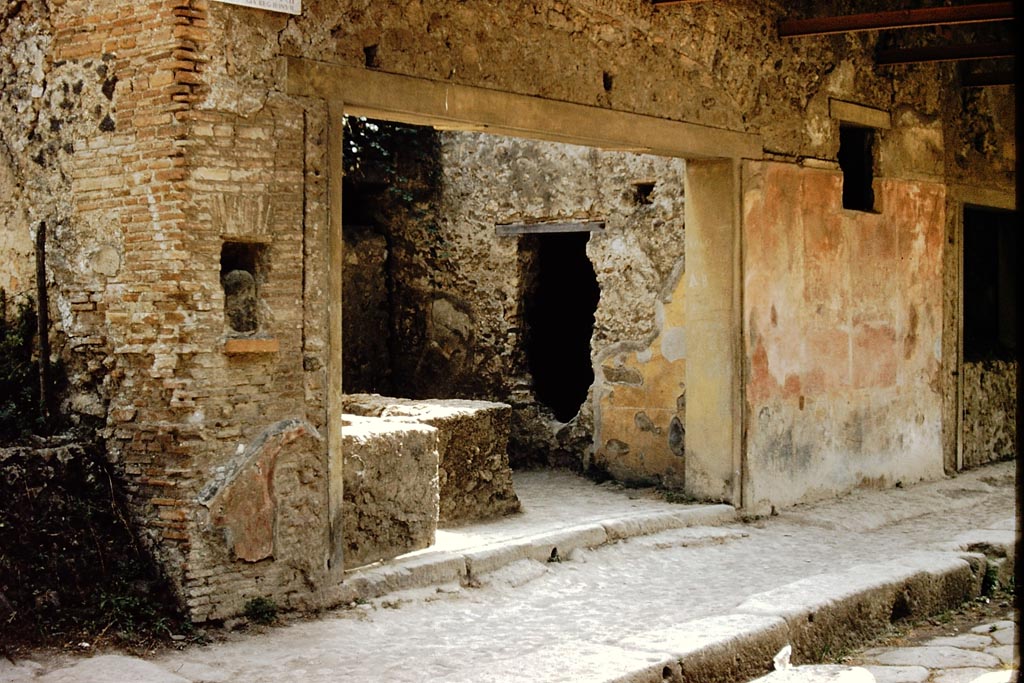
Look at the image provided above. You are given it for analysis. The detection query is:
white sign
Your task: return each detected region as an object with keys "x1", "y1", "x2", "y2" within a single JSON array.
[{"x1": 214, "y1": 0, "x2": 301, "y2": 15}]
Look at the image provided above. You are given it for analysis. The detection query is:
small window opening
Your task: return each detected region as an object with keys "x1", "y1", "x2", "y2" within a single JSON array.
[
  {"x1": 520, "y1": 232, "x2": 600, "y2": 422},
  {"x1": 602, "y1": 71, "x2": 614, "y2": 92},
  {"x1": 221, "y1": 242, "x2": 265, "y2": 333},
  {"x1": 363, "y1": 44, "x2": 380, "y2": 69},
  {"x1": 633, "y1": 181, "x2": 656, "y2": 205},
  {"x1": 838, "y1": 125, "x2": 875, "y2": 211},
  {"x1": 964, "y1": 207, "x2": 1018, "y2": 361}
]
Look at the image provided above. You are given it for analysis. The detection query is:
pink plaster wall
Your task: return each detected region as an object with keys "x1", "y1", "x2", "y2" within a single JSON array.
[{"x1": 743, "y1": 161, "x2": 946, "y2": 511}]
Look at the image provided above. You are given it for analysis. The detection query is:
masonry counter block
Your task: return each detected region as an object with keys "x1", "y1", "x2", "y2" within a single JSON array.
[
  {"x1": 341, "y1": 415, "x2": 440, "y2": 568},
  {"x1": 342, "y1": 394, "x2": 521, "y2": 526}
]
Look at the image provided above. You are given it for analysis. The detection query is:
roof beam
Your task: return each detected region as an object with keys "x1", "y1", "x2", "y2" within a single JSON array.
[
  {"x1": 960, "y1": 68, "x2": 1016, "y2": 86},
  {"x1": 876, "y1": 41, "x2": 1015, "y2": 65},
  {"x1": 779, "y1": 2, "x2": 1014, "y2": 37}
]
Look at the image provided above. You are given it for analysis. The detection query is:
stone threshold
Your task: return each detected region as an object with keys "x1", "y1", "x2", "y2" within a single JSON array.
[{"x1": 335, "y1": 504, "x2": 738, "y2": 604}]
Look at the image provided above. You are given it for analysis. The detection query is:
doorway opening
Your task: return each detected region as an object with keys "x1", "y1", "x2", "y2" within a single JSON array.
[
  {"x1": 960, "y1": 205, "x2": 1018, "y2": 469},
  {"x1": 964, "y1": 206, "x2": 1017, "y2": 361},
  {"x1": 519, "y1": 232, "x2": 600, "y2": 423}
]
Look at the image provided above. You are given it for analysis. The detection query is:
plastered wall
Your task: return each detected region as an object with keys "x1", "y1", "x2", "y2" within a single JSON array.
[{"x1": 743, "y1": 161, "x2": 947, "y2": 512}]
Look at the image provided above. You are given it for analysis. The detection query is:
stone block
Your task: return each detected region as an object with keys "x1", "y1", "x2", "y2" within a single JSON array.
[
  {"x1": 341, "y1": 415, "x2": 440, "y2": 568},
  {"x1": 343, "y1": 394, "x2": 521, "y2": 525}
]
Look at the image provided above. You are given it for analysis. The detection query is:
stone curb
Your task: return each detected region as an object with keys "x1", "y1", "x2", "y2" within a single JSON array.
[
  {"x1": 946, "y1": 524, "x2": 1016, "y2": 590},
  {"x1": 332, "y1": 504, "x2": 737, "y2": 604},
  {"x1": 576, "y1": 538, "x2": 1013, "y2": 683},
  {"x1": 617, "y1": 614, "x2": 791, "y2": 683}
]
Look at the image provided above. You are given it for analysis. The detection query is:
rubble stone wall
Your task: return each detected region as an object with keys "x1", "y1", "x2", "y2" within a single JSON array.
[
  {"x1": 962, "y1": 360, "x2": 1018, "y2": 469},
  {"x1": 0, "y1": 0, "x2": 1015, "y2": 620},
  {"x1": 341, "y1": 416, "x2": 439, "y2": 569}
]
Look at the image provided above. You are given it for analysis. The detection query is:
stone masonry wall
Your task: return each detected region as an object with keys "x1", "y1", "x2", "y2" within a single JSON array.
[
  {"x1": 344, "y1": 131, "x2": 688, "y2": 471},
  {"x1": 0, "y1": 0, "x2": 1015, "y2": 620},
  {"x1": 962, "y1": 360, "x2": 1018, "y2": 469},
  {"x1": 1, "y1": 0, "x2": 220, "y2": 607}
]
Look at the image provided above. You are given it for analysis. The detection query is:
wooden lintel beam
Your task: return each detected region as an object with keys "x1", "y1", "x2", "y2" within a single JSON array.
[
  {"x1": 876, "y1": 42, "x2": 1015, "y2": 65},
  {"x1": 652, "y1": 1, "x2": 710, "y2": 6},
  {"x1": 495, "y1": 220, "x2": 606, "y2": 236},
  {"x1": 960, "y1": 69, "x2": 1016, "y2": 87},
  {"x1": 780, "y1": 2, "x2": 1014, "y2": 37}
]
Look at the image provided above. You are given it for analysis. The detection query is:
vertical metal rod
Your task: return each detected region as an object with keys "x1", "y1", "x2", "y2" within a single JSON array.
[{"x1": 35, "y1": 220, "x2": 54, "y2": 430}]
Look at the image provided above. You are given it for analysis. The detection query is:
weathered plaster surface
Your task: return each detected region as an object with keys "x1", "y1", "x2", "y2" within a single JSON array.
[
  {"x1": 199, "y1": 419, "x2": 323, "y2": 564},
  {"x1": 0, "y1": 154, "x2": 34, "y2": 296},
  {"x1": 594, "y1": 266, "x2": 687, "y2": 488},
  {"x1": 743, "y1": 162, "x2": 947, "y2": 511}
]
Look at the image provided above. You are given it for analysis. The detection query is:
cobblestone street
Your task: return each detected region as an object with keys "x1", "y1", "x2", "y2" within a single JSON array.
[{"x1": 842, "y1": 597, "x2": 1017, "y2": 683}]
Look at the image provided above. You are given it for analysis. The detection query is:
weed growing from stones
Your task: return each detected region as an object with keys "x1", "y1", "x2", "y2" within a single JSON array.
[{"x1": 243, "y1": 597, "x2": 279, "y2": 626}]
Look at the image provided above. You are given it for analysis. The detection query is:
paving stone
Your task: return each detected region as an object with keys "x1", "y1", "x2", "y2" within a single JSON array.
[
  {"x1": 986, "y1": 645, "x2": 1016, "y2": 667},
  {"x1": 161, "y1": 661, "x2": 232, "y2": 682},
  {"x1": 930, "y1": 668, "x2": 995, "y2": 683},
  {"x1": 0, "y1": 658, "x2": 43, "y2": 683},
  {"x1": 989, "y1": 627, "x2": 1015, "y2": 646},
  {"x1": 870, "y1": 646, "x2": 1001, "y2": 669},
  {"x1": 970, "y1": 622, "x2": 1015, "y2": 635},
  {"x1": 924, "y1": 634, "x2": 993, "y2": 649},
  {"x1": 987, "y1": 518, "x2": 1016, "y2": 531},
  {"x1": 861, "y1": 665, "x2": 930, "y2": 683},
  {"x1": 966, "y1": 671, "x2": 1016, "y2": 683}
]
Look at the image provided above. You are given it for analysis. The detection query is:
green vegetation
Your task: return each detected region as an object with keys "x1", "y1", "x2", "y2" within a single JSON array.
[
  {"x1": 243, "y1": 597, "x2": 279, "y2": 625},
  {"x1": 0, "y1": 442, "x2": 194, "y2": 652},
  {"x1": 0, "y1": 290, "x2": 41, "y2": 441}
]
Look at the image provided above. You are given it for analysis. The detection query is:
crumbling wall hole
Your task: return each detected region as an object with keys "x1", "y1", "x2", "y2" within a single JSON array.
[{"x1": 519, "y1": 232, "x2": 599, "y2": 423}]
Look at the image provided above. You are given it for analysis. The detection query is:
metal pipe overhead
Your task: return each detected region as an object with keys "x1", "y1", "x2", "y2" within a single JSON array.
[
  {"x1": 779, "y1": 2, "x2": 1014, "y2": 37},
  {"x1": 876, "y1": 41, "x2": 1015, "y2": 64}
]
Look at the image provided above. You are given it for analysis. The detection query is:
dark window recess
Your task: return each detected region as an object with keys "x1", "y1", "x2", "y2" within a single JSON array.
[
  {"x1": 838, "y1": 125, "x2": 875, "y2": 211},
  {"x1": 633, "y1": 181, "x2": 655, "y2": 205},
  {"x1": 363, "y1": 44, "x2": 379, "y2": 69},
  {"x1": 963, "y1": 207, "x2": 1018, "y2": 361},
  {"x1": 521, "y1": 232, "x2": 600, "y2": 422},
  {"x1": 221, "y1": 242, "x2": 265, "y2": 333}
]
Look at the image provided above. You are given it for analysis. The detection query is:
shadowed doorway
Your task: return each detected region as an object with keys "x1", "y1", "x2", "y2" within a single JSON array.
[{"x1": 520, "y1": 232, "x2": 600, "y2": 422}]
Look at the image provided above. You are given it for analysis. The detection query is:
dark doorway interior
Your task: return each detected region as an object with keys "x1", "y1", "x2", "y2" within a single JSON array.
[
  {"x1": 963, "y1": 206, "x2": 1018, "y2": 361},
  {"x1": 521, "y1": 232, "x2": 600, "y2": 422},
  {"x1": 838, "y1": 125, "x2": 875, "y2": 212}
]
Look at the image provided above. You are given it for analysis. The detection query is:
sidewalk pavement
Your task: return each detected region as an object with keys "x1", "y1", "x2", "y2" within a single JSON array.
[{"x1": 0, "y1": 461, "x2": 1016, "y2": 683}]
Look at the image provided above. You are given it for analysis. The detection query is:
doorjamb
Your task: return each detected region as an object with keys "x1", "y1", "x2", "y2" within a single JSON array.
[{"x1": 948, "y1": 183, "x2": 1016, "y2": 473}]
